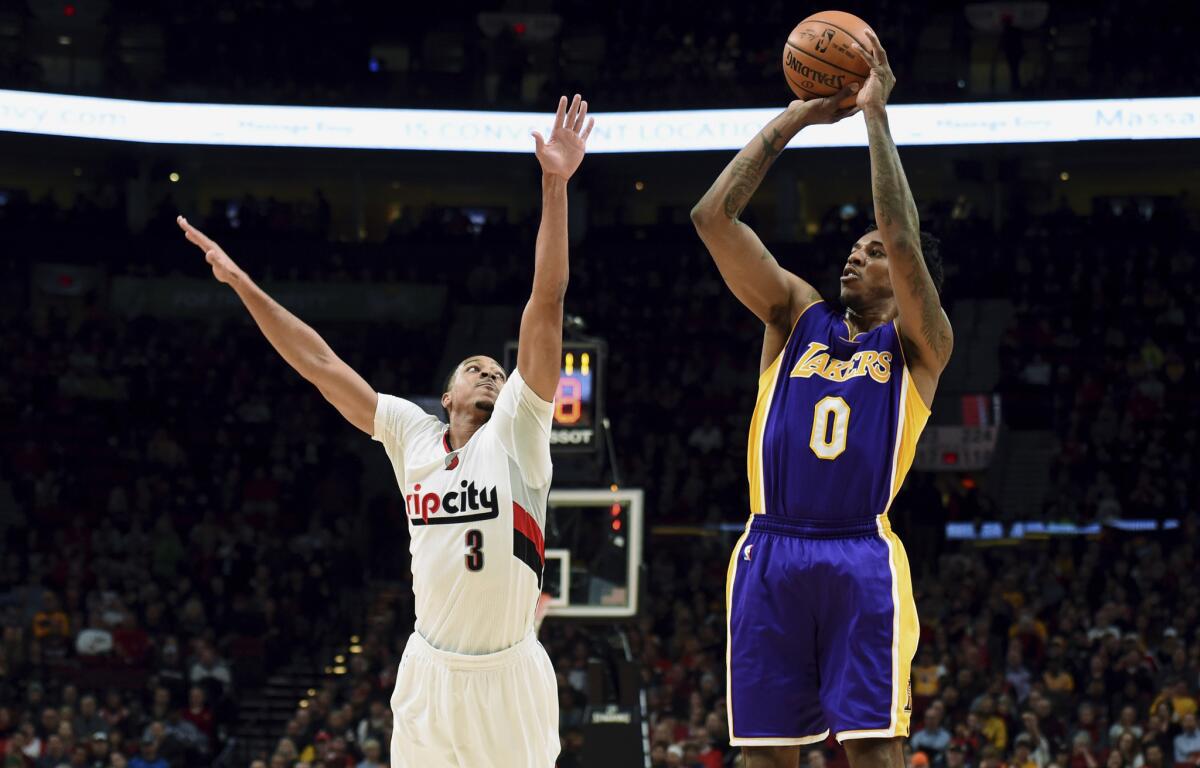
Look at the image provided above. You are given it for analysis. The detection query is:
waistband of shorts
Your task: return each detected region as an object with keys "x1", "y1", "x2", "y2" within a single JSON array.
[
  {"x1": 406, "y1": 630, "x2": 539, "y2": 671},
  {"x1": 748, "y1": 513, "x2": 889, "y2": 539}
]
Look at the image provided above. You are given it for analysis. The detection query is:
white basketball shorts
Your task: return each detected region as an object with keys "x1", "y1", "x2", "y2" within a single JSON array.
[{"x1": 390, "y1": 631, "x2": 560, "y2": 768}]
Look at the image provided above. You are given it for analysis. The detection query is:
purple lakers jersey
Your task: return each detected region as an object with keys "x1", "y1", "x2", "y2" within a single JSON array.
[{"x1": 747, "y1": 300, "x2": 930, "y2": 529}]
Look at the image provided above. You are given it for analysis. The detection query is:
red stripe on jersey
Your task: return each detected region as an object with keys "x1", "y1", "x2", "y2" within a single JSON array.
[
  {"x1": 512, "y1": 502, "x2": 544, "y2": 560},
  {"x1": 441, "y1": 431, "x2": 459, "y2": 470}
]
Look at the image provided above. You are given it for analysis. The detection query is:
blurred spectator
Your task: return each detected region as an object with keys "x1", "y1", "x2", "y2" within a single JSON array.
[
  {"x1": 1109, "y1": 706, "x2": 1143, "y2": 744},
  {"x1": 129, "y1": 734, "x2": 167, "y2": 768},
  {"x1": 1153, "y1": 679, "x2": 1198, "y2": 725},
  {"x1": 354, "y1": 701, "x2": 389, "y2": 747},
  {"x1": 946, "y1": 743, "x2": 967, "y2": 768},
  {"x1": 87, "y1": 732, "x2": 110, "y2": 768},
  {"x1": 356, "y1": 738, "x2": 384, "y2": 768},
  {"x1": 71, "y1": 697, "x2": 104, "y2": 744},
  {"x1": 1176, "y1": 713, "x2": 1200, "y2": 766},
  {"x1": 1071, "y1": 731, "x2": 1099, "y2": 768},
  {"x1": 35, "y1": 733, "x2": 65, "y2": 768},
  {"x1": 912, "y1": 704, "x2": 953, "y2": 768},
  {"x1": 1016, "y1": 711, "x2": 1051, "y2": 768},
  {"x1": 180, "y1": 687, "x2": 213, "y2": 743}
]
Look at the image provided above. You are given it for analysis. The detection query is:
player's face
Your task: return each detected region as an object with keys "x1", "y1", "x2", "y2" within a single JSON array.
[
  {"x1": 443, "y1": 356, "x2": 507, "y2": 418},
  {"x1": 839, "y1": 233, "x2": 894, "y2": 308}
]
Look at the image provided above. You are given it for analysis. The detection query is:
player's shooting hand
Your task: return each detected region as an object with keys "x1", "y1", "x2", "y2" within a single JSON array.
[
  {"x1": 790, "y1": 83, "x2": 861, "y2": 125},
  {"x1": 177, "y1": 216, "x2": 242, "y2": 285},
  {"x1": 850, "y1": 29, "x2": 895, "y2": 116},
  {"x1": 532, "y1": 94, "x2": 595, "y2": 181}
]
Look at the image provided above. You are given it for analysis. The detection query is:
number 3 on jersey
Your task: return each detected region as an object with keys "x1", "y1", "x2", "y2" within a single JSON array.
[
  {"x1": 810, "y1": 396, "x2": 850, "y2": 460},
  {"x1": 464, "y1": 529, "x2": 484, "y2": 571}
]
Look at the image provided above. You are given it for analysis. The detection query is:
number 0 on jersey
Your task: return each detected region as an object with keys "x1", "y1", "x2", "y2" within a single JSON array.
[{"x1": 809, "y1": 396, "x2": 850, "y2": 460}]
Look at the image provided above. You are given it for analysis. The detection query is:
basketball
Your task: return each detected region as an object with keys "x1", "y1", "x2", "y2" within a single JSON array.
[{"x1": 782, "y1": 10, "x2": 875, "y2": 107}]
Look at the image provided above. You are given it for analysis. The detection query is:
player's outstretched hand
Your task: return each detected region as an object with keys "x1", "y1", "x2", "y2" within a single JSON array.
[
  {"x1": 849, "y1": 29, "x2": 895, "y2": 115},
  {"x1": 789, "y1": 83, "x2": 861, "y2": 125},
  {"x1": 532, "y1": 94, "x2": 594, "y2": 181},
  {"x1": 177, "y1": 216, "x2": 242, "y2": 285}
]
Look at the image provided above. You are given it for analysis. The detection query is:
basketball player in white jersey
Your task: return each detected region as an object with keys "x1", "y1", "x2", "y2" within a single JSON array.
[{"x1": 177, "y1": 94, "x2": 595, "y2": 768}]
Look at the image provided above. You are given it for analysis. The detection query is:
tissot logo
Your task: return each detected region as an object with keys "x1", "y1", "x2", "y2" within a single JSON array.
[
  {"x1": 406, "y1": 481, "x2": 500, "y2": 525},
  {"x1": 550, "y1": 428, "x2": 593, "y2": 445}
]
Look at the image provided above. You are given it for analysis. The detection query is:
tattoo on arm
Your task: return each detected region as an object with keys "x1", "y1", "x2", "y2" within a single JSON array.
[
  {"x1": 863, "y1": 106, "x2": 920, "y2": 235},
  {"x1": 908, "y1": 262, "x2": 952, "y2": 359},
  {"x1": 867, "y1": 126, "x2": 917, "y2": 232},
  {"x1": 722, "y1": 126, "x2": 786, "y2": 219},
  {"x1": 867, "y1": 114, "x2": 950, "y2": 362}
]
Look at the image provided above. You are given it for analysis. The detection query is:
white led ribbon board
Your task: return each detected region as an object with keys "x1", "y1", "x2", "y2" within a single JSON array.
[{"x1": 1, "y1": 89, "x2": 1196, "y2": 152}]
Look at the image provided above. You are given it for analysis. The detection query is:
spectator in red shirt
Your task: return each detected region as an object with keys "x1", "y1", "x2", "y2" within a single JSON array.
[
  {"x1": 1069, "y1": 731, "x2": 1099, "y2": 768},
  {"x1": 181, "y1": 687, "x2": 214, "y2": 742}
]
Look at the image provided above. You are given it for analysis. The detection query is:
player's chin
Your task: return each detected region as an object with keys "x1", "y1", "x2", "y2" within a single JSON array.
[{"x1": 473, "y1": 398, "x2": 496, "y2": 414}]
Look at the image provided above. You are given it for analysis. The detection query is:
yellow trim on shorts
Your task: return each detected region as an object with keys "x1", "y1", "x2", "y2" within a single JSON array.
[
  {"x1": 870, "y1": 514, "x2": 919, "y2": 740},
  {"x1": 725, "y1": 524, "x2": 752, "y2": 741}
]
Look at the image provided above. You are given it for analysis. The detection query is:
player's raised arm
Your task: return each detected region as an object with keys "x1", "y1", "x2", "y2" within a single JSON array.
[
  {"x1": 176, "y1": 216, "x2": 377, "y2": 435},
  {"x1": 690, "y1": 88, "x2": 859, "y2": 329},
  {"x1": 518, "y1": 94, "x2": 594, "y2": 401},
  {"x1": 852, "y1": 31, "x2": 953, "y2": 377}
]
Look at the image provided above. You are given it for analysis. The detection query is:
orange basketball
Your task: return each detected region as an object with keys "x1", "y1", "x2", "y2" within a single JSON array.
[{"x1": 782, "y1": 10, "x2": 875, "y2": 107}]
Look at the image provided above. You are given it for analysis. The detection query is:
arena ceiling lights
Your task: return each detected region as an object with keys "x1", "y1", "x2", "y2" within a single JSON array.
[{"x1": 0, "y1": 89, "x2": 1196, "y2": 152}]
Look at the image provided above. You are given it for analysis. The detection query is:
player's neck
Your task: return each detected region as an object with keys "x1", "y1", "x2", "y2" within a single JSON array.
[
  {"x1": 843, "y1": 303, "x2": 895, "y2": 337},
  {"x1": 446, "y1": 411, "x2": 488, "y2": 450}
]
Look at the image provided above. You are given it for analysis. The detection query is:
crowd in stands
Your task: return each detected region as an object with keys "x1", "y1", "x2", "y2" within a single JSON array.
[
  {"x1": 995, "y1": 197, "x2": 1197, "y2": 524},
  {"x1": 0, "y1": 193, "x2": 375, "y2": 766},
  {"x1": 0, "y1": 0, "x2": 1197, "y2": 108},
  {"x1": 0, "y1": 172, "x2": 1197, "y2": 768}
]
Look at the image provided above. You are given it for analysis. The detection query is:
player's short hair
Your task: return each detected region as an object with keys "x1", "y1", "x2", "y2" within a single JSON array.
[
  {"x1": 863, "y1": 224, "x2": 944, "y2": 295},
  {"x1": 442, "y1": 357, "x2": 506, "y2": 395}
]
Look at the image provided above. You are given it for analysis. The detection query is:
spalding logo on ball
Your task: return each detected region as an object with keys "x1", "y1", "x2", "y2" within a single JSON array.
[{"x1": 783, "y1": 10, "x2": 875, "y2": 107}]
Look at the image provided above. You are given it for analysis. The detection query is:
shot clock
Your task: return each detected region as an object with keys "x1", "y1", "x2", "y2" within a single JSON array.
[{"x1": 504, "y1": 339, "x2": 605, "y2": 453}]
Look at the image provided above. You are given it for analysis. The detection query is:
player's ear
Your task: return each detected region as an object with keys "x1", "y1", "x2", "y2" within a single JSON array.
[{"x1": 441, "y1": 392, "x2": 452, "y2": 411}]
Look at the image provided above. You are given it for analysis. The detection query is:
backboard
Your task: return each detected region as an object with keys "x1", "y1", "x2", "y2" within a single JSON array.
[{"x1": 543, "y1": 488, "x2": 643, "y2": 618}]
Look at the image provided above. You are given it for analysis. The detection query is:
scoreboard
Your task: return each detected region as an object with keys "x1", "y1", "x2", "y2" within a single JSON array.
[{"x1": 504, "y1": 339, "x2": 605, "y2": 453}]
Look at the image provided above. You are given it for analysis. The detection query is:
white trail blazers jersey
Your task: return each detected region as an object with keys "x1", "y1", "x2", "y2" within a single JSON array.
[{"x1": 372, "y1": 369, "x2": 553, "y2": 655}]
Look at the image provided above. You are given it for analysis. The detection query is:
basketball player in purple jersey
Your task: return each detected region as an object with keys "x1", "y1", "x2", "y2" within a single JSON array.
[{"x1": 691, "y1": 31, "x2": 952, "y2": 768}]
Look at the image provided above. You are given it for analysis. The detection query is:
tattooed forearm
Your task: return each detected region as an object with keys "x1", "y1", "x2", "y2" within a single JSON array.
[
  {"x1": 909, "y1": 261, "x2": 953, "y2": 358},
  {"x1": 864, "y1": 110, "x2": 952, "y2": 363},
  {"x1": 722, "y1": 158, "x2": 757, "y2": 219},
  {"x1": 690, "y1": 106, "x2": 822, "y2": 327},
  {"x1": 865, "y1": 114, "x2": 918, "y2": 233},
  {"x1": 756, "y1": 127, "x2": 785, "y2": 172},
  {"x1": 694, "y1": 108, "x2": 807, "y2": 226},
  {"x1": 720, "y1": 125, "x2": 787, "y2": 219}
]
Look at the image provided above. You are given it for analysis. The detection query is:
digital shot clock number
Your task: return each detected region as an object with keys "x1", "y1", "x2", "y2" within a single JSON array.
[{"x1": 504, "y1": 339, "x2": 605, "y2": 453}]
